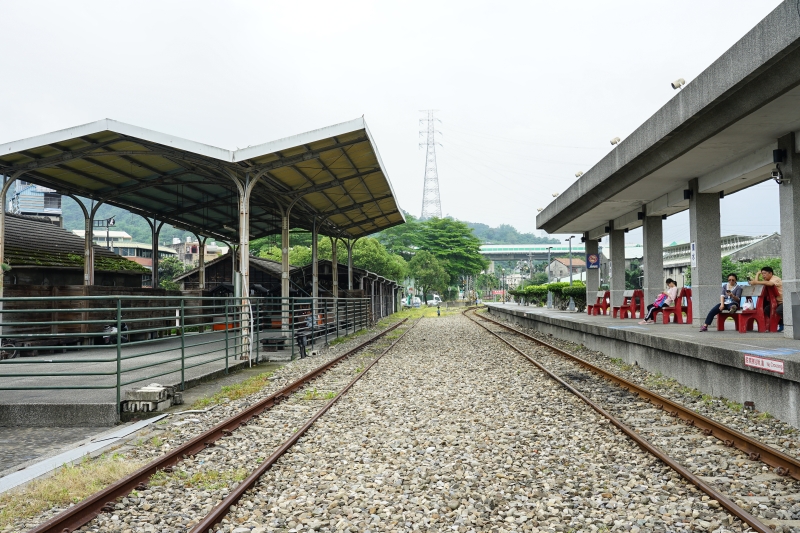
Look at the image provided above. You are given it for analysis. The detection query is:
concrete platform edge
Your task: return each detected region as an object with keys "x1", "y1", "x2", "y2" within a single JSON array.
[{"x1": 486, "y1": 304, "x2": 800, "y2": 429}]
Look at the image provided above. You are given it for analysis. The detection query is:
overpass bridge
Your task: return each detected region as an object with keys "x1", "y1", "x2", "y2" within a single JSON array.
[{"x1": 479, "y1": 243, "x2": 587, "y2": 262}]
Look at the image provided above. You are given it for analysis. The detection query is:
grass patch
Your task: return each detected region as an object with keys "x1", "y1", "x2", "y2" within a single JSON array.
[
  {"x1": 301, "y1": 388, "x2": 334, "y2": 400},
  {"x1": 150, "y1": 468, "x2": 249, "y2": 491},
  {"x1": 190, "y1": 371, "x2": 274, "y2": 410},
  {"x1": 644, "y1": 372, "x2": 677, "y2": 389},
  {"x1": 757, "y1": 411, "x2": 774, "y2": 420},
  {"x1": 393, "y1": 306, "x2": 462, "y2": 319},
  {"x1": 0, "y1": 453, "x2": 144, "y2": 529}
]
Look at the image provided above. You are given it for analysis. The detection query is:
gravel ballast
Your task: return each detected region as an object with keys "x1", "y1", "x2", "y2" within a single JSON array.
[{"x1": 228, "y1": 314, "x2": 747, "y2": 533}]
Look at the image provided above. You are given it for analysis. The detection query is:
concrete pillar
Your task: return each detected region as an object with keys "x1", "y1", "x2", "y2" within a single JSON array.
[
  {"x1": 488, "y1": 261, "x2": 495, "y2": 274},
  {"x1": 643, "y1": 212, "x2": 664, "y2": 304},
  {"x1": 689, "y1": 177, "x2": 721, "y2": 326},
  {"x1": 778, "y1": 133, "x2": 799, "y2": 337},
  {"x1": 584, "y1": 237, "x2": 600, "y2": 299},
  {"x1": 609, "y1": 229, "x2": 626, "y2": 307}
]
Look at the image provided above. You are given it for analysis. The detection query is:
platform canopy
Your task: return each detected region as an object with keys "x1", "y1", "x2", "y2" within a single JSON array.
[
  {"x1": 0, "y1": 117, "x2": 404, "y2": 241},
  {"x1": 536, "y1": 2, "x2": 800, "y2": 236}
]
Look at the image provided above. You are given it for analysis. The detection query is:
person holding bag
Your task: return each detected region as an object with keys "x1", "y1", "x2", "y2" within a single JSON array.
[
  {"x1": 699, "y1": 274, "x2": 742, "y2": 332},
  {"x1": 638, "y1": 278, "x2": 678, "y2": 324}
]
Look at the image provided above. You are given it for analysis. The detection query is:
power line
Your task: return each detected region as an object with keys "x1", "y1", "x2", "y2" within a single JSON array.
[{"x1": 420, "y1": 110, "x2": 443, "y2": 219}]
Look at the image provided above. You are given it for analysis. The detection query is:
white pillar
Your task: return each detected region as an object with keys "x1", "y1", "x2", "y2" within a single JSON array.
[{"x1": 689, "y1": 178, "x2": 721, "y2": 326}]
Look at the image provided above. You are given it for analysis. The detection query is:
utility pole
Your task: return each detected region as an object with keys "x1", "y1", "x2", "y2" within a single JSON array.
[
  {"x1": 546, "y1": 246, "x2": 553, "y2": 282},
  {"x1": 527, "y1": 252, "x2": 534, "y2": 282},
  {"x1": 419, "y1": 110, "x2": 443, "y2": 219},
  {"x1": 564, "y1": 236, "x2": 575, "y2": 286}
]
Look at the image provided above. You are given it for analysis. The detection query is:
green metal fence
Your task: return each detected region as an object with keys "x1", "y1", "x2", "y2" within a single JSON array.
[{"x1": 0, "y1": 295, "x2": 370, "y2": 413}]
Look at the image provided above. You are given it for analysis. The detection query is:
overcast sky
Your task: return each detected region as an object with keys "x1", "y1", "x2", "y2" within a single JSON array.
[{"x1": 0, "y1": 1, "x2": 785, "y2": 246}]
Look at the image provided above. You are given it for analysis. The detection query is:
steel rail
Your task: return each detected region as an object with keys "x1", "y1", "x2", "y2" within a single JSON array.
[
  {"x1": 474, "y1": 309, "x2": 800, "y2": 480},
  {"x1": 28, "y1": 318, "x2": 409, "y2": 533},
  {"x1": 189, "y1": 317, "x2": 422, "y2": 533},
  {"x1": 466, "y1": 309, "x2": 772, "y2": 533}
]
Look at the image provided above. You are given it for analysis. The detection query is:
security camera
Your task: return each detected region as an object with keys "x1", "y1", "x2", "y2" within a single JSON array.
[
  {"x1": 610, "y1": 137, "x2": 620, "y2": 146},
  {"x1": 536, "y1": 208, "x2": 543, "y2": 212},
  {"x1": 552, "y1": 192, "x2": 560, "y2": 197},
  {"x1": 575, "y1": 171, "x2": 583, "y2": 178},
  {"x1": 671, "y1": 78, "x2": 686, "y2": 90},
  {"x1": 772, "y1": 165, "x2": 789, "y2": 185}
]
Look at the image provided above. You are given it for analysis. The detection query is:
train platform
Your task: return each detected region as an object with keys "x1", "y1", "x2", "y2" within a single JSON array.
[{"x1": 485, "y1": 302, "x2": 800, "y2": 428}]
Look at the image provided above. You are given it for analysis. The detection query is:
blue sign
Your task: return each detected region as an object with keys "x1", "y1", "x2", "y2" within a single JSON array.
[{"x1": 586, "y1": 253, "x2": 600, "y2": 269}]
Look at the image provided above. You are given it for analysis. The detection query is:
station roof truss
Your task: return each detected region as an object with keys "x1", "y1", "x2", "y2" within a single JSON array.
[{"x1": 0, "y1": 118, "x2": 405, "y2": 242}]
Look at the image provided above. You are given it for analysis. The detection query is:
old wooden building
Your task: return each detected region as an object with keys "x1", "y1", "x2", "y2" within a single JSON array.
[{"x1": 3, "y1": 213, "x2": 147, "y2": 288}]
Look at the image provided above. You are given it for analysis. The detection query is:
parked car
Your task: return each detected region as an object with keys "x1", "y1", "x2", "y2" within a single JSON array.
[
  {"x1": 426, "y1": 294, "x2": 442, "y2": 306},
  {"x1": 401, "y1": 296, "x2": 422, "y2": 308}
]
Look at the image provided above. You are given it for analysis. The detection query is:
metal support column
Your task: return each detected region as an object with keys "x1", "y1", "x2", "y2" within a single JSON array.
[
  {"x1": 346, "y1": 238, "x2": 358, "y2": 290},
  {"x1": 281, "y1": 214, "x2": 291, "y2": 340},
  {"x1": 196, "y1": 235, "x2": 208, "y2": 290},
  {"x1": 311, "y1": 220, "x2": 319, "y2": 299},
  {"x1": 145, "y1": 217, "x2": 165, "y2": 289},
  {"x1": 331, "y1": 236, "x2": 339, "y2": 296}
]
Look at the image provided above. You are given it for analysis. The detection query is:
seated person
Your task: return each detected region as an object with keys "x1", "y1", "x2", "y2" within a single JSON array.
[
  {"x1": 699, "y1": 274, "x2": 742, "y2": 332},
  {"x1": 748, "y1": 266, "x2": 784, "y2": 332},
  {"x1": 638, "y1": 278, "x2": 678, "y2": 324}
]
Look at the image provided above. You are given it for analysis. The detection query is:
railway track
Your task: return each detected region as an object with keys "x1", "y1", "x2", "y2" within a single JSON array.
[
  {"x1": 27, "y1": 317, "x2": 420, "y2": 533},
  {"x1": 468, "y1": 308, "x2": 800, "y2": 532}
]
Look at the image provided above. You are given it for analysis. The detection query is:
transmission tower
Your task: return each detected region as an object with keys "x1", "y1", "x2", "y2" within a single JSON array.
[{"x1": 419, "y1": 110, "x2": 443, "y2": 219}]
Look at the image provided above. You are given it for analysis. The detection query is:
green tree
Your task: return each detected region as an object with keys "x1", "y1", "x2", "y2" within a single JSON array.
[
  {"x1": 158, "y1": 256, "x2": 186, "y2": 282},
  {"x1": 415, "y1": 217, "x2": 488, "y2": 280},
  {"x1": 376, "y1": 212, "x2": 419, "y2": 261},
  {"x1": 409, "y1": 251, "x2": 449, "y2": 303},
  {"x1": 475, "y1": 272, "x2": 500, "y2": 291}
]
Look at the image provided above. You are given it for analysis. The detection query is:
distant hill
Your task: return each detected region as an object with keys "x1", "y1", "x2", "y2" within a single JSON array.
[
  {"x1": 464, "y1": 221, "x2": 558, "y2": 245},
  {"x1": 62, "y1": 196, "x2": 197, "y2": 245}
]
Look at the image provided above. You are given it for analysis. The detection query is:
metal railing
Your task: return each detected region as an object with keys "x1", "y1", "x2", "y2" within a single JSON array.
[{"x1": 0, "y1": 295, "x2": 371, "y2": 413}]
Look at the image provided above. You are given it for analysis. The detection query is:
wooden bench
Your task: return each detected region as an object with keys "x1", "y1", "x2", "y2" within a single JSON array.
[
  {"x1": 651, "y1": 287, "x2": 692, "y2": 324},
  {"x1": 718, "y1": 285, "x2": 780, "y2": 333},
  {"x1": 613, "y1": 289, "x2": 645, "y2": 319},
  {"x1": 588, "y1": 290, "x2": 611, "y2": 316}
]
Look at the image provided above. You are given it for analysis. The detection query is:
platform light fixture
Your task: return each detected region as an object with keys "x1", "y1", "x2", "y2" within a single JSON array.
[
  {"x1": 552, "y1": 192, "x2": 560, "y2": 197},
  {"x1": 537, "y1": 208, "x2": 543, "y2": 212},
  {"x1": 683, "y1": 189, "x2": 693, "y2": 200},
  {"x1": 662, "y1": 214, "x2": 668, "y2": 220},
  {"x1": 719, "y1": 191, "x2": 725, "y2": 199},
  {"x1": 610, "y1": 137, "x2": 621, "y2": 146},
  {"x1": 671, "y1": 78, "x2": 686, "y2": 90},
  {"x1": 575, "y1": 171, "x2": 583, "y2": 178}
]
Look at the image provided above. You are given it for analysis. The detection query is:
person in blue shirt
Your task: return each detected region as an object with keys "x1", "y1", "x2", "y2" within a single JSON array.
[{"x1": 699, "y1": 274, "x2": 743, "y2": 332}]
